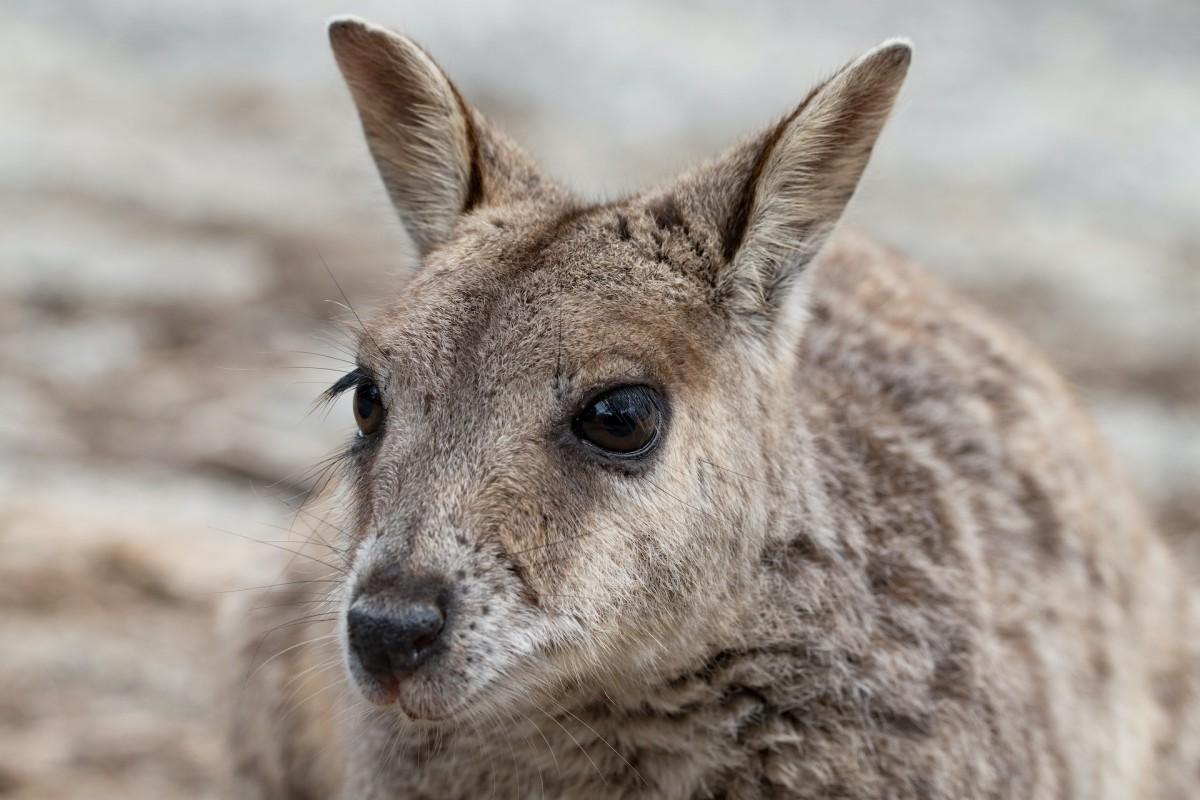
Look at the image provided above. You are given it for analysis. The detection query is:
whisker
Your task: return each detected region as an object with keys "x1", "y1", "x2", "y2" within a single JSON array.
[
  {"x1": 636, "y1": 474, "x2": 722, "y2": 524},
  {"x1": 510, "y1": 530, "x2": 601, "y2": 557},
  {"x1": 317, "y1": 248, "x2": 385, "y2": 359},
  {"x1": 518, "y1": 704, "x2": 560, "y2": 781},
  {"x1": 276, "y1": 658, "x2": 350, "y2": 727},
  {"x1": 534, "y1": 704, "x2": 606, "y2": 785},
  {"x1": 216, "y1": 365, "x2": 350, "y2": 373},
  {"x1": 249, "y1": 596, "x2": 341, "y2": 612},
  {"x1": 251, "y1": 537, "x2": 347, "y2": 555},
  {"x1": 697, "y1": 457, "x2": 784, "y2": 489},
  {"x1": 547, "y1": 697, "x2": 645, "y2": 785},
  {"x1": 204, "y1": 577, "x2": 342, "y2": 595},
  {"x1": 271, "y1": 349, "x2": 360, "y2": 367},
  {"x1": 244, "y1": 631, "x2": 340, "y2": 684},
  {"x1": 208, "y1": 525, "x2": 345, "y2": 573}
]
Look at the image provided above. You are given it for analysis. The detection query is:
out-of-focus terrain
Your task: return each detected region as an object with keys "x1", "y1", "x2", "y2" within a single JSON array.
[{"x1": 1, "y1": 1, "x2": 1197, "y2": 796}]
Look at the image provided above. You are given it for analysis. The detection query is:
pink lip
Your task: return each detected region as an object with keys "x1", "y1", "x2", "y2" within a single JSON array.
[
  {"x1": 353, "y1": 674, "x2": 463, "y2": 721},
  {"x1": 352, "y1": 662, "x2": 495, "y2": 721}
]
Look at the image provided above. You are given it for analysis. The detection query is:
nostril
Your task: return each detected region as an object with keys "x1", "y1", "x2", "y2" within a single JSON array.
[
  {"x1": 347, "y1": 600, "x2": 447, "y2": 683},
  {"x1": 397, "y1": 602, "x2": 445, "y2": 660}
]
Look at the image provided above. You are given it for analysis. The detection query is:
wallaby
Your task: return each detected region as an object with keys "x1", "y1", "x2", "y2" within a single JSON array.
[{"x1": 221, "y1": 15, "x2": 1199, "y2": 799}]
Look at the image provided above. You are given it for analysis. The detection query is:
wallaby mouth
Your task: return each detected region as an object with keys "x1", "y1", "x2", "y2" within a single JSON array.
[
  {"x1": 341, "y1": 568, "x2": 462, "y2": 717},
  {"x1": 338, "y1": 531, "x2": 545, "y2": 722},
  {"x1": 345, "y1": 583, "x2": 449, "y2": 697}
]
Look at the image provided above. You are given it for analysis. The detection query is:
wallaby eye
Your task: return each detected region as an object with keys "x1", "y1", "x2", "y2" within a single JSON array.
[
  {"x1": 572, "y1": 385, "x2": 664, "y2": 457},
  {"x1": 353, "y1": 381, "x2": 385, "y2": 436}
]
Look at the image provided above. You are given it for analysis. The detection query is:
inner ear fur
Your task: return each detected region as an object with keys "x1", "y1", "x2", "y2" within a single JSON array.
[
  {"x1": 674, "y1": 39, "x2": 912, "y2": 319},
  {"x1": 329, "y1": 16, "x2": 552, "y2": 255}
]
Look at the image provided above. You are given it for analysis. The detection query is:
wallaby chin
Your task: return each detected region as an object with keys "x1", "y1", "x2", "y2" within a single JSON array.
[{"x1": 221, "y1": 17, "x2": 1198, "y2": 800}]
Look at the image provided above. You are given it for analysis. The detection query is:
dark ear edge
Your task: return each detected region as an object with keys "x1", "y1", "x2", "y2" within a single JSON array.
[
  {"x1": 328, "y1": 16, "x2": 555, "y2": 255},
  {"x1": 725, "y1": 39, "x2": 912, "y2": 267},
  {"x1": 694, "y1": 39, "x2": 912, "y2": 319},
  {"x1": 720, "y1": 83, "x2": 826, "y2": 264},
  {"x1": 441, "y1": 79, "x2": 485, "y2": 215}
]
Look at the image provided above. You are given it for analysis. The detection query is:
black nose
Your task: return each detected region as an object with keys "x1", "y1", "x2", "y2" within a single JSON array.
[{"x1": 347, "y1": 599, "x2": 446, "y2": 682}]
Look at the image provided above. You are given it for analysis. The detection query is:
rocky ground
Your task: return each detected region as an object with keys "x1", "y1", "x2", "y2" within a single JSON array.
[{"x1": 1, "y1": 1, "x2": 1196, "y2": 796}]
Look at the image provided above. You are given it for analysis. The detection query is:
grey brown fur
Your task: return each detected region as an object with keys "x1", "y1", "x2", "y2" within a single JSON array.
[{"x1": 222, "y1": 15, "x2": 1200, "y2": 799}]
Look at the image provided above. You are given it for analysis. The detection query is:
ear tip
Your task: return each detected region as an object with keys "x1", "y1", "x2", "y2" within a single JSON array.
[
  {"x1": 872, "y1": 37, "x2": 914, "y2": 69},
  {"x1": 327, "y1": 15, "x2": 404, "y2": 50},
  {"x1": 327, "y1": 14, "x2": 369, "y2": 41}
]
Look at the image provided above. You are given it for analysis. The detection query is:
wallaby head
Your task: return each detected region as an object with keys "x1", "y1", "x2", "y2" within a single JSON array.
[{"x1": 325, "y1": 16, "x2": 909, "y2": 723}]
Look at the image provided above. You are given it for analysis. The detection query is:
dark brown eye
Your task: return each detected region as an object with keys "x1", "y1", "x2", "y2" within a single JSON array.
[
  {"x1": 572, "y1": 385, "x2": 664, "y2": 457},
  {"x1": 353, "y1": 381, "x2": 384, "y2": 436}
]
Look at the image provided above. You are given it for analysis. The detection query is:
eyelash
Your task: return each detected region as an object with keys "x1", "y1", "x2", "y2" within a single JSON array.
[
  {"x1": 320, "y1": 366, "x2": 372, "y2": 405},
  {"x1": 320, "y1": 367, "x2": 385, "y2": 462}
]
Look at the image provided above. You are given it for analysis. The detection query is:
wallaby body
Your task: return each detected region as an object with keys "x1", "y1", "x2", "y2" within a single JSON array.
[{"x1": 223, "y1": 16, "x2": 1199, "y2": 799}]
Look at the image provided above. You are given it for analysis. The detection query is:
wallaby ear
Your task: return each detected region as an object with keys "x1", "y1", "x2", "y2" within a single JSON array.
[
  {"x1": 328, "y1": 17, "x2": 548, "y2": 255},
  {"x1": 683, "y1": 39, "x2": 911, "y2": 319}
]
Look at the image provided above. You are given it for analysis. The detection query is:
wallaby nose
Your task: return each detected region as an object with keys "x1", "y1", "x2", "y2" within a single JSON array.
[{"x1": 347, "y1": 599, "x2": 446, "y2": 682}]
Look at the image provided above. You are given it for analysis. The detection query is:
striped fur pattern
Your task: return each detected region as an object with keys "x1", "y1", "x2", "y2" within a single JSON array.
[{"x1": 222, "y1": 16, "x2": 1199, "y2": 799}]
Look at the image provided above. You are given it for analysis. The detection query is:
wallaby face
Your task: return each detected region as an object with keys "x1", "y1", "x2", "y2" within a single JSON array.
[
  {"x1": 224, "y1": 15, "x2": 1198, "y2": 799},
  {"x1": 327, "y1": 17, "x2": 910, "y2": 722}
]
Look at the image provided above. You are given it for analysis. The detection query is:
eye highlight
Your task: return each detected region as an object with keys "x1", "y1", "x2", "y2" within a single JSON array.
[
  {"x1": 353, "y1": 381, "x2": 385, "y2": 436},
  {"x1": 572, "y1": 385, "x2": 664, "y2": 457}
]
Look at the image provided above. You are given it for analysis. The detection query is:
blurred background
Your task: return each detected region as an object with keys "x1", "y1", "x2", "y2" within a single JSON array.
[{"x1": 1, "y1": 0, "x2": 1197, "y2": 796}]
